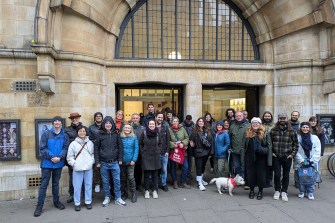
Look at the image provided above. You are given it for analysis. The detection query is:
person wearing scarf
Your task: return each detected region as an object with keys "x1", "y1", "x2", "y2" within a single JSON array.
[
  {"x1": 245, "y1": 118, "x2": 272, "y2": 200},
  {"x1": 115, "y1": 110, "x2": 125, "y2": 133},
  {"x1": 294, "y1": 122, "x2": 321, "y2": 200},
  {"x1": 139, "y1": 119, "x2": 162, "y2": 199},
  {"x1": 213, "y1": 120, "x2": 230, "y2": 178}
]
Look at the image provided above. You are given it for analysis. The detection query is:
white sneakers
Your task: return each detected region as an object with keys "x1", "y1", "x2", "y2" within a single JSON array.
[
  {"x1": 95, "y1": 184, "x2": 100, "y2": 193},
  {"x1": 273, "y1": 191, "x2": 280, "y2": 200},
  {"x1": 115, "y1": 198, "x2": 126, "y2": 206},
  {"x1": 281, "y1": 192, "x2": 288, "y2": 202},
  {"x1": 298, "y1": 192, "x2": 305, "y2": 198},
  {"x1": 308, "y1": 194, "x2": 314, "y2": 200},
  {"x1": 102, "y1": 197, "x2": 110, "y2": 207},
  {"x1": 144, "y1": 190, "x2": 150, "y2": 199},
  {"x1": 196, "y1": 176, "x2": 206, "y2": 191},
  {"x1": 153, "y1": 190, "x2": 158, "y2": 199}
]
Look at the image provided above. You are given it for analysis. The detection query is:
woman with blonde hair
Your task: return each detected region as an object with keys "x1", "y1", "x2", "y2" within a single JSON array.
[
  {"x1": 245, "y1": 117, "x2": 272, "y2": 200},
  {"x1": 115, "y1": 110, "x2": 126, "y2": 133},
  {"x1": 120, "y1": 123, "x2": 139, "y2": 203}
]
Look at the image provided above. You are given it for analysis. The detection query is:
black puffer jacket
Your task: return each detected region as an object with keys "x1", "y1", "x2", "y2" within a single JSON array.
[
  {"x1": 94, "y1": 116, "x2": 123, "y2": 164},
  {"x1": 189, "y1": 129, "x2": 213, "y2": 158}
]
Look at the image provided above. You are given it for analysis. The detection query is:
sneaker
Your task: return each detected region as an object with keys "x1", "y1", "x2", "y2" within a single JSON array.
[
  {"x1": 34, "y1": 205, "x2": 43, "y2": 217},
  {"x1": 159, "y1": 185, "x2": 169, "y2": 192},
  {"x1": 180, "y1": 183, "x2": 191, "y2": 189},
  {"x1": 244, "y1": 186, "x2": 250, "y2": 190},
  {"x1": 202, "y1": 179, "x2": 208, "y2": 186},
  {"x1": 198, "y1": 184, "x2": 206, "y2": 191},
  {"x1": 298, "y1": 192, "x2": 305, "y2": 198},
  {"x1": 308, "y1": 194, "x2": 314, "y2": 200},
  {"x1": 144, "y1": 190, "x2": 150, "y2": 199},
  {"x1": 115, "y1": 198, "x2": 126, "y2": 206},
  {"x1": 273, "y1": 191, "x2": 280, "y2": 200},
  {"x1": 94, "y1": 184, "x2": 100, "y2": 193},
  {"x1": 153, "y1": 190, "x2": 158, "y2": 199},
  {"x1": 74, "y1": 205, "x2": 81, "y2": 211},
  {"x1": 54, "y1": 201, "x2": 65, "y2": 210},
  {"x1": 102, "y1": 197, "x2": 110, "y2": 207},
  {"x1": 86, "y1": 203, "x2": 92, "y2": 209},
  {"x1": 281, "y1": 192, "x2": 288, "y2": 202}
]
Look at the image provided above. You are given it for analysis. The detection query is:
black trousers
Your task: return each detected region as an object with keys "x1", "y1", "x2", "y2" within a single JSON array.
[
  {"x1": 134, "y1": 162, "x2": 143, "y2": 187},
  {"x1": 195, "y1": 156, "x2": 208, "y2": 176},
  {"x1": 144, "y1": 170, "x2": 158, "y2": 191},
  {"x1": 273, "y1": 156, "x2": 292, "y2": 193}
]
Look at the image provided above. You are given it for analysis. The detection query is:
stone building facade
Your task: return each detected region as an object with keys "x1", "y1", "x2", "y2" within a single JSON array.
[{"x1": 0, "y1": 0, "x2": 335, "y2": 200}]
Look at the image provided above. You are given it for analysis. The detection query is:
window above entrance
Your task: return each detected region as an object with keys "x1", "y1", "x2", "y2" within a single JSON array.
[{"x1": 115, "y1": 0, "x2": 260, "y2": 62}]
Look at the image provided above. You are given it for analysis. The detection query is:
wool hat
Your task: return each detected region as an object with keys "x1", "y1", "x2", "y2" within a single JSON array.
[
  {"x1": 278, "y1": 113, "x2": 287, "y2": 118},
  {"x1": 300, "y1": 121, "x2": 311, "y2": 128},
  {"x1": 68, "y1": 112, "x2": 81, "y2": 119},
  {"x1": 186, "y1": 115, "x2": 192, "y2": 120},
  {"x1": 251, "y1": 117, "x2": 262, "y2": 124},
  {"x1": 216, "y1": 120, "x2": 224, "y2": 126},
  {"x1": 52, "y1": 116, "x2": 63, "y2": 124}
]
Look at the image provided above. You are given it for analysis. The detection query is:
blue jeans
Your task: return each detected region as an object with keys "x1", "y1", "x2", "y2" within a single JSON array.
[
  {"x1": 232, "y1": 153, "x2": 244, "y2": 177},
  {"x1": 299, "y1": 183, "x2": 314, "y2": 196},
  {"x1": 170, "y1": 159, "x2": 188, "y2": 184},
  {"x1": 37, "y1": 168, "x2": 62, "y2": 206},
  {"x1": 100, "y1": 161, "x2": 121, "y2": 199},
  {"x1": 160, "y1": 155, "x2": 168, "y2": 186},
  {"x1": 73, "y1": 169, "x2": 93, "y2": 205}
]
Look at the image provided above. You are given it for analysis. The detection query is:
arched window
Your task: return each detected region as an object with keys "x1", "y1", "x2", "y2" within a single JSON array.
[{"x1": 115, "y1": 0, "x2": 259, "y2": 61}]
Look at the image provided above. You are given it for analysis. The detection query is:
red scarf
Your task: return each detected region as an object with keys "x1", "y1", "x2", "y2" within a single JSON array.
[
  {"x1": 115, "y1": 119, "x2": 123, "y2": 130},
  {"x1": 172, "y1": 125, "x2": 179, "y2": 131}
]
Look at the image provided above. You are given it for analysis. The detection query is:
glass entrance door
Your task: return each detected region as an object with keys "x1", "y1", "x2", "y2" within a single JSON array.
[{"x1": 116, "y1": 85, "x2": 183, "y2": 122}]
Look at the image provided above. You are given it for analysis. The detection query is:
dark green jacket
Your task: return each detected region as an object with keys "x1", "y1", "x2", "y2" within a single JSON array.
[{"x1": 229, "y1": 119, "x2": 249, "y2": 155}]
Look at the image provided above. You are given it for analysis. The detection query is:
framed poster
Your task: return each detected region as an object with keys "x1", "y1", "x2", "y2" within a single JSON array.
[
  {"x1": 35, "y1": 118, "x2": 65, "y2": 159},
  {"x1": 316, "y1": 114, "x2": 335, "y2": 145},
  {"x1": 0, "y1": 119, "x2": 21, "y2": 160}
]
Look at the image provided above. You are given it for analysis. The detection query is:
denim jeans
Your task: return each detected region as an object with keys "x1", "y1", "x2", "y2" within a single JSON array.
[
  {"x1": 273, "y1": 156, "x2": 292, "y2": 193},
  {"x1": 232, "y1": 153, "x2": 244, "y2": 177},
  {"x1": 100, "y1": 161, "x2": 121, "y2": 199},
  {"x1": 160, "y1": 155, "x2": 168, "y2": 186},
  {"x1": 170, "y1": 159, "x2": 188, "y2": 184},
  {"x1": 73, "y1": 169, "x2": 93, "y2": 205},
  {"x1": 299, "y1": 183, "x2": 314, "y2": 195},
  {"x1": 37, "y1": 168, "x2": 62, "y2": 206}
]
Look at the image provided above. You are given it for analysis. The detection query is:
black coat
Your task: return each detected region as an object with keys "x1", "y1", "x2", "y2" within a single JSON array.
[
  {"x1": 94, "y1": 131, "x2": 123, "y2": 164},
  {"x1": 189, "y1": 129, "x2": 213, "y2": 158},
  {"x1": 139, "y1": 131, "x2": 162, "y2": 170}
]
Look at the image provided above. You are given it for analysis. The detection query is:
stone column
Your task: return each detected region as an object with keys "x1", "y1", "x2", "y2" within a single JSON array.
[{"x1": 185, "y1": 83, "x2": 202, "y2": 120}]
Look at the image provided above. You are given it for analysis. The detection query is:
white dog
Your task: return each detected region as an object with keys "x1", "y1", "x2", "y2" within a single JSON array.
[{"x1": 209, "y1": 175, "x2": 246, "y2": 196}]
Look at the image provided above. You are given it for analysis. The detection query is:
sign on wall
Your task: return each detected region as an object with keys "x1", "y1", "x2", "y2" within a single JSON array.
[{"x1": 317, "y1": 114, "x2": 335, "y2": 145}]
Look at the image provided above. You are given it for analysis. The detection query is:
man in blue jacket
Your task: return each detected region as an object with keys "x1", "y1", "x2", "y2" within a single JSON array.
[{"x1": 34, "y1": 116, "x2": 69, "y2": 217}]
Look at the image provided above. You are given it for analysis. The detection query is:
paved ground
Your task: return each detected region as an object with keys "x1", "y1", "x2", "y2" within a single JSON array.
[{"x1": 1, "y1": 174, "x2": 335, "y2": 223}]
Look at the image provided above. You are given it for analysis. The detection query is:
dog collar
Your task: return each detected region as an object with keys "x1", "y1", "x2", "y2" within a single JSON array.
[{"x1": 229, "y1": 178, "x2": 237, "y2": 189}]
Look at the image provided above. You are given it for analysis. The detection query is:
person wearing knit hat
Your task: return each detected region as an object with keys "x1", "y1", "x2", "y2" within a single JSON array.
[
  {"x1": 88, "y1": 112, "x2": 104, "y2": 193},
  {"x1": 34, "y1": 116, "x2": 69, "y2": 217},
  {"x1": 294, "y1": 121, "x2": 321, "y2": 200},
  {"x1": 245, "y1": 117, "x2": 272, "y2": 200},
  {"x1": 270, "y1": 112, "x2": 298, "y2": 202}
]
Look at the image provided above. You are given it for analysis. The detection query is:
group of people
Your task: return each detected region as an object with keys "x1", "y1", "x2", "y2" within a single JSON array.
[{"x1": 33, "y1": 105, "x2": 326, "y2": 217}]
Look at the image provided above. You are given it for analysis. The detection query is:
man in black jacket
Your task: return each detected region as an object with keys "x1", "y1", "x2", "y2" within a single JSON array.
[
  {"x1": 142, "y1": 103, "x2": 156, "y2": 128},
  {"x1": 95, "y1": 116, "x2": 126, "y2": 207}
]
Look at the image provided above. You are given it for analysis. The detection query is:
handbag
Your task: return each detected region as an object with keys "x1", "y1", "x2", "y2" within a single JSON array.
[{"x1": 169, "y1": 129, "x2": 185, "y2": 164}]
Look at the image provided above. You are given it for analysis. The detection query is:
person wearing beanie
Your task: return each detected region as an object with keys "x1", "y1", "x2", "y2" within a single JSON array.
[
  {"x1": 245, "y1": 117, "x2": 272, "y2": 200},
  {"x1": 213, "y1": 120, "x2": 230, "y2": 178},
  {"x1": 64, "y1": 112, "x2": 83, "y2": 204},
  {"x1": 34, "y1": 116, "x2": 69, "y2": 217},
  {"x1": 270, "y1": 112, "x2": 298, "y2": 202},
  {"x1": 88, "y1": 112, "x2": 104, "y2": 193},
  {"x1": 95, "y1": 116, "x2": 126, "y2": 207},
  {"x1": 294, "y1": 122, "x2": 321, "y2": 200}
]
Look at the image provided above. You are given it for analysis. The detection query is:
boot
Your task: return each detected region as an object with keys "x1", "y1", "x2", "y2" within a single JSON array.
[
  {"x1": 34, "y1": 204, "x2": 43, "y2": 217},
  {"x1": 249, "y1": 189, "x2": 255, "y2": 199},
  {"x1": 173, "y1": 181, "x2": 179, "y2": 189},
  {"x1": 197, "y1": 176, "x2": 206, "y2": 191},
  {"x1": 131, "y1": 192, "x2": 137, "y2": 203}
]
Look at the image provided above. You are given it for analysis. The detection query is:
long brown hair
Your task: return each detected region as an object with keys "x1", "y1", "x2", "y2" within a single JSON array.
[
  {"x1": 194, "y1": 117, "x2": 210, "y2": 133},
  {"x1": 246, "y1": 124, "x2": 265, "y2": 139}
]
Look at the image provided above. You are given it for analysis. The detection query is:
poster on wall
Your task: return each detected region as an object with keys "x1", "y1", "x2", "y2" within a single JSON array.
[
  {"x1": 35, "y1": 118, "x2": 65, "y2": 159},
  {"x1": 317, "y1": 114, "x2": 335, "y2": 145},
  {"x1": 0, "y1": 119, "x2": 21, "y2": 160}
]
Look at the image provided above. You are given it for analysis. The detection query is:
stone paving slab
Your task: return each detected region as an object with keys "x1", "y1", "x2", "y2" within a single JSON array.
[{"x1": 0, "y1": 177, "x2": 335, "y2": 223}]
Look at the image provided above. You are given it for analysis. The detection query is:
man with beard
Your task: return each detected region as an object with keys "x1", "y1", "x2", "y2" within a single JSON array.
[
  {"x1": 225, "y1": 108, "x2": 236, "y2": 125},
  {"x1": 289, "y1": 111, "x2": 300, "y2": 132},
  {"x1": 270, "y1": 113, "x2": 298, "y2": 202},
  {"x1": 142, "y1": 103, "x2": 156, "y2": 128},
  {"x1": 64, "y1": 112, "x2": 83, "y2": 203},
  {"x1": 262, "y1": 111, "x2": 275, "y2": 187},
  {"x1": 131, "y1": 113, "x2": 145, "y2": 192},
  {"x1": 88, "y1": 112, "x2": 104, "y2": 193},
  {"x1": 229, "y1": 111, "x2": 249, "y2": 178},
  {"x1": 156, "y1": 112, "x2": 170, "y2": 192},
  {"x1": 182, "y1": 115, "x2": 195, "y2": 179}
]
